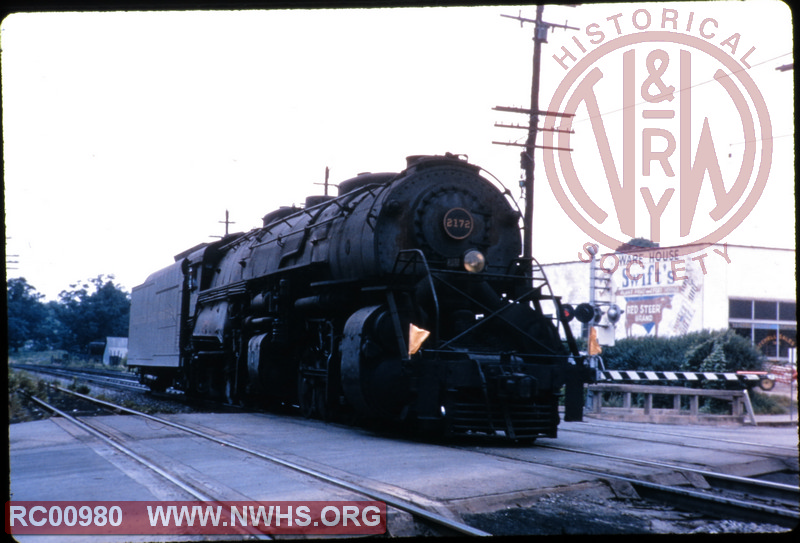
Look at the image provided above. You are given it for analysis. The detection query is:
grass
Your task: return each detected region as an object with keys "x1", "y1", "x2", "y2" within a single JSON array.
[
  {"x1": 750, "y1": 390, "x2": 794, "y2": 415},
  {"x1": 8, "y1": 369, "x2": 52, "y2": 423},
  {"x1": 9, "y1": 349, "x2": 128, "y2": 372},
  {"x1": 9, "y1": 353, "x2": 190, "y2": 422}
]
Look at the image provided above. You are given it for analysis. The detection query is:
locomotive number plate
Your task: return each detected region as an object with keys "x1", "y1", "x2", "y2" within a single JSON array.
[{"x1": 443, "y1": 207, "x2": 474, "y2": 240}]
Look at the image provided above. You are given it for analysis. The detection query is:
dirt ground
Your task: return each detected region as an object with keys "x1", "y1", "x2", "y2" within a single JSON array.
[{"x1": 463, "y1": 489, "x2": 790, "y2": 535}]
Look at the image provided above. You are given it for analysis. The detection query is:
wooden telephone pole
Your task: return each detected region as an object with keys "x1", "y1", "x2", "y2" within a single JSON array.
[
  {"x1": 314, "y1": 167, "x2": 332, "y2": 196},
  {"x1": 211, "y1": 210, "x2": 236, "y2": 239},
  {"x1": 493, "y1": 6, "x2": 577, "y2": 263}
]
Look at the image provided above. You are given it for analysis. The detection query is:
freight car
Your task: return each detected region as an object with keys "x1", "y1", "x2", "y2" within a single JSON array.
[{"x1": 127, "y1": 154, "x2": 593, "y2": 440}]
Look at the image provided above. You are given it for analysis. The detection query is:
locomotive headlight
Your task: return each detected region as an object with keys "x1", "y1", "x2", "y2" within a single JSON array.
[{"x1": 463, "y1": 249, "x2": 486, "y2": 273}]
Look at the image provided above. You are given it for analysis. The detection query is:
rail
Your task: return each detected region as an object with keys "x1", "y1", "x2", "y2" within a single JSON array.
[
  {"x1": 37, "y1": 385, "x2": 491, "y2": 537},
  {"x1": 587, "y1": 383, "x2": 757, "y2": 426}
]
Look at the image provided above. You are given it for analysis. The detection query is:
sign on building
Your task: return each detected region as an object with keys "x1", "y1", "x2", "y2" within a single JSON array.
[{"x1": 611, "y1": 249, "x2": 704, "y2": 338}]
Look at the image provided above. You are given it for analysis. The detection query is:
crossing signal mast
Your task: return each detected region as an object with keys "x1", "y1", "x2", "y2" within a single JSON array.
[
  {"x1": 584, "y1": 245, "x2": 623, "y2": 351},
  {"x1": 493, "y1": 5, "x2": 578, "y2": 264}
]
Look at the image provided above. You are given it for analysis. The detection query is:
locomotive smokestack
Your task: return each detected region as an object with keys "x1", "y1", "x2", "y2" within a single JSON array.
[
  {"x1": 406, "y1": 155, "x2": 425, "y2": 167},
  {"x1": 406, "y1": 153, "x2": 466, "y2": 169}
]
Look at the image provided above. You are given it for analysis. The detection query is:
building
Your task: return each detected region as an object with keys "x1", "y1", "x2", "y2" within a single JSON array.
[
  {"x1": 542, "y1": 243, "x2": 796, "y2": 366},
  {"x1": 103, "y1": 337, "x2": 128, "y2": 366}
]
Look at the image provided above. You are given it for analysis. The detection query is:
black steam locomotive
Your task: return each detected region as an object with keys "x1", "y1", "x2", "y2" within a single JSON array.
[{"x1": 128, "y1": 154, "x2": 592, "y2": 440}]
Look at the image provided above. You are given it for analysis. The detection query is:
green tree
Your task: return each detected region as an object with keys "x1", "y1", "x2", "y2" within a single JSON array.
[
  {"x1": 7, "y1": 278, "x2": 49, "y2": 351},
  {"x1": 681, "y1": 329, "x2": 764, "y2": 373},
  {"x1": 615, "y1": 237, "x2": 659, "y2": 252},
  {"x1": 55, "y1": 275, "x2": 130, "y2": 354}
]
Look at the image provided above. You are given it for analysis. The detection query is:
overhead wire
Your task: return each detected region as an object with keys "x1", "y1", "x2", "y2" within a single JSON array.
[{"x1": 563, "y1": 51, "x2": 793, "y2": 128}]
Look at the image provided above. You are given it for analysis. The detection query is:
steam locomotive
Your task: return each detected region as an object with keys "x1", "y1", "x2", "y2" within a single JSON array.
[{"x1": 127, "y1": 154, "x2": 592, "y2": 441}]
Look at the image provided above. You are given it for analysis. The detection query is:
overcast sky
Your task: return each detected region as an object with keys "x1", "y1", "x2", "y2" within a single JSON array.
[{"x1": 3, "y1": 2, "x2": 794, "y2": 300}]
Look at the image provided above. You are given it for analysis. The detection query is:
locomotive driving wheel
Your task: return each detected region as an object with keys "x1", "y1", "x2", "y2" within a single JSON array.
[{"x1": 341, "y1": 305, "x2": 412, "y2": 420}]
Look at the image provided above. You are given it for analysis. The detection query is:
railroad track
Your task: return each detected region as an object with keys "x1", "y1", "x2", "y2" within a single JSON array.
[
  {"x1": 21, "y1": 385, "x2": 490, "y2": 537},
  {"x1": 15, "y1": 380, "x2": 798, "y2": 533},
  {"x1": 538, "y1": 442, "x2": 799, "y2": 505},
  {"x1": 540, "y1": 443, "x2": 798, "y2": 527},
  {"x1": 559, "y1": 420, "x2": 798, "y2": 457},
  {"x1": 448, "y1": 438, "x2": 798, "y2": 529},
  {"x1": 10, "y1": 363, "x2": 148, "y2": 393}
]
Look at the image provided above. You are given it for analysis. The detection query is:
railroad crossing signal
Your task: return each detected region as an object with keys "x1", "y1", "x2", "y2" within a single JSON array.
[
  {"x1": 582, "y1": 244, "x2": 623, "y2": 347},
  {"x1": 573, "y1": 303, "x2": 595, "y2": 324}
]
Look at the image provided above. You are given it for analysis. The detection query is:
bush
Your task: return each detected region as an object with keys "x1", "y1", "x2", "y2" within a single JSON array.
[
  {"x1": 601, "y1": 329, "x2": 765, "y2": 373},
  {"x1": 8, "y1": 370, "x2": 48, "y2": 399},
  {"x1": 8, "y1": 370, "x2": 51, "y2": 423},
  {"x1": 600, "y1": 330, "x2": 774, "y2": 413},
  {"x1": 749, "y1": 390, "x2": 791, "y2": 415},
  {"x1": 67, "y1": 378, "x2": 91, "y2": 395}
]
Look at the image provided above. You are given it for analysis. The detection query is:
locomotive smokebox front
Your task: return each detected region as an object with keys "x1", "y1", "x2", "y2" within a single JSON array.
[{"x1": 329, "y1": 155, "x2": 521, "y2": 281}]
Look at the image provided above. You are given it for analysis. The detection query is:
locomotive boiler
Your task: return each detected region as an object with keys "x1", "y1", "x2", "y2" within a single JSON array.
[{"x1": 127, "y1": 154, "x2": 592, "y2": 441}]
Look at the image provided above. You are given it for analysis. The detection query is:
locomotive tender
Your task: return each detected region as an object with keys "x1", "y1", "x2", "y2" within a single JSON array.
[{"x1": 128, "y1": 154, "x2": 592, "y2": 440}]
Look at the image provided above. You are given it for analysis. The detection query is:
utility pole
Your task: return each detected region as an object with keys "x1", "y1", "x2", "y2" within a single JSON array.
[
  {"x1": 5, "y1": 237, "x2": 19, "y2": 270},
  {"x1": 212, "y1": 210, "x2": 236, "y2": 239},
  {"x1": 493, "y1": 6, "x2": 577, "y2": 265},
  {"x1": 314, "y1": 167, "x2": 331, "y2": 196},
  {"x1": 523, "y1": 5, "x2": 546, "y2": 264},
  {"x1": 220, "y1": 210, "x2": 235, "y2": 237}
]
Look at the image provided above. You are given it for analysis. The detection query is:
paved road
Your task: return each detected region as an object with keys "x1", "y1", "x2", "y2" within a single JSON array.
[{"x1": 8, "y1": 410, "x2": 798, "y2": 540}]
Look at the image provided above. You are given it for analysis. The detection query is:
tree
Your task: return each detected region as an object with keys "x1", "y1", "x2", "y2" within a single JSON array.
[
  {"x1": 681, "y1": 329, "x2": 764, "y2": 373},
  {"x1": 615, "y1": 237, "x2": 659, "y2": 253},
  {"x1": 55, "y1": 275, "x2": 130, "y2": 354},
  {"x1": 7, "y1": 278, "x2": 50, "y2": 351}
]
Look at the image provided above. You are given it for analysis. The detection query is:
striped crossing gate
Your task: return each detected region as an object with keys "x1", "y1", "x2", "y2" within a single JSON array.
[{"x1": 598, "y1": 370, "x2": 777, "y2": 389}]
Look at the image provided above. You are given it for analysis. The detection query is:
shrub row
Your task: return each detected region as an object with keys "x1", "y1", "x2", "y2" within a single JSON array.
[{"x1": 599, "y1": 329, "x2": 765, "y2": 374}]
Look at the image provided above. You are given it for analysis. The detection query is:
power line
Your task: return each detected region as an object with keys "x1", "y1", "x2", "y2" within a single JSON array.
[
  {"x1": 566, "y1": 51, "x2": 793, "y2": 128},
  {"x1": 6, "y1": 236, "x2": 19, "y2": 270}
]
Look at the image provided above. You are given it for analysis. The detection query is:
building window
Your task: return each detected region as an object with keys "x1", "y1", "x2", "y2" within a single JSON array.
[
  {"x1": 754, "y1": 301, "x2": 777, "y2": 320},
  {"x1": 729, "y1": 298, "x2": 797, "y2": 363},
  {"x1": 729, "y1": 299, "x2": 752, "y2": 319},
  {"x1": 779, "y1": 302, "x2": 796, "y2": 322},
  {"x1": 779, "y1": 327, "x2": 797, "y2": 358}
]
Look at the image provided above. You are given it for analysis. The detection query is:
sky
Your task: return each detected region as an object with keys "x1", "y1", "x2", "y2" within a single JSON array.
[{"x1": 3, "y1": 2, "x2": 795, "y2": 301}]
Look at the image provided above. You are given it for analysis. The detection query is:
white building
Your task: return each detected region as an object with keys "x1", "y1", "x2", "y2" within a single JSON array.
[
  {"x1": 103, "y1": 337, "x2": 128, "y2": 366},
  {"x1": 542, "y1": 243, "x2": 796, "y2": 365}
]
